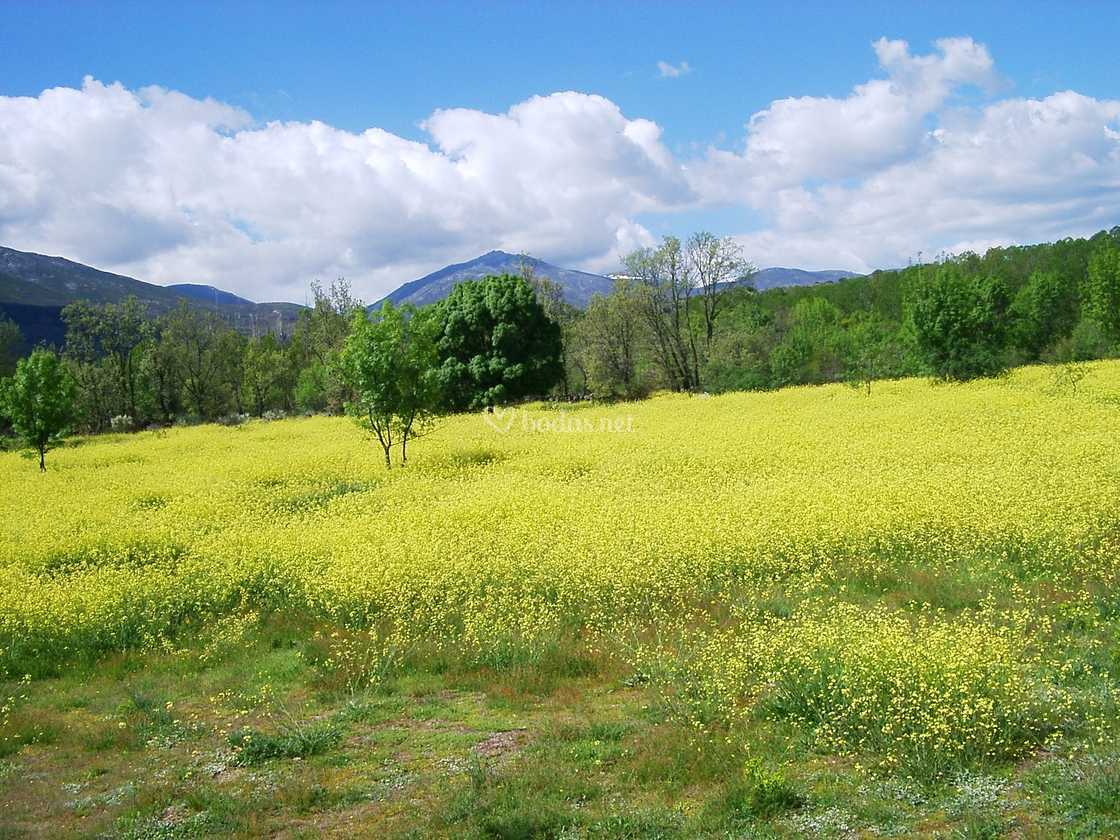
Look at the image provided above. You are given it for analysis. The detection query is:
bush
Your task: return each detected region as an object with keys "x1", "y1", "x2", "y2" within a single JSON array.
[{"x1": 109, "y1": 415, "x2": 134, "y2": 433}]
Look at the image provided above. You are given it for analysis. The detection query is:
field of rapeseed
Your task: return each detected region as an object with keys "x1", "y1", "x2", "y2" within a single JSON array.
[{"x1": 2, "y1": 362, "x2": 1120, "y2": 836}]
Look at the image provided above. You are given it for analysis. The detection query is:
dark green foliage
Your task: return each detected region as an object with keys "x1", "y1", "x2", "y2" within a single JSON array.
[
  {"x1": 434, "y1": 274, "x2": 564, "y2": 411},
  {"x1": 0, "y1": 314, "x2": 22, "y2": 376},
  {"x1": 907, "y1": 266, "x2": 1010, "y2": 381},
  {"x1": 0, "y1": 347, "x2": 77, "y2": 470}
]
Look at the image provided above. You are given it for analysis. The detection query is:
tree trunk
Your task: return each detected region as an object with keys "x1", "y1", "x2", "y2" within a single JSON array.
[{"x1": 39, "y1": 446, "x2": 46, "y2": 472}]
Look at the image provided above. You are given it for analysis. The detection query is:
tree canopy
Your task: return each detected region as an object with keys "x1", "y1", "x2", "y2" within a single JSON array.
[
  {"x1": 434, "y1": 274, "x2": 564, "y2": 411},
  {"x1": 0, "y1": 348, "x2": 77, "y2": 470}
]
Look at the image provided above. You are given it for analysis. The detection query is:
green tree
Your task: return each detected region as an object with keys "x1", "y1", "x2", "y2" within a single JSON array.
[
  {"x1": 162, "y1": 302, "x2": 233, "y2": 420},
  {"x1": 625, "y1": 237, "x2": 700, "y2": 391},
  {"x1": 61, "y1": 297, "x2": 146, "y2": 422},
  {"x1": 0, "y1": 348, "x2": 77, "y2": 471},
  {"x1": 1010, "y1": 270, "x2": 1078, "y2": 359},
  {"x1": 769, "y1": 297, "x2": 848, "y2": 387},
  {"x1": 1084, "y1": 237, "x2": 1120, "y2": 344},
  {"x1": 434, "y1": 274, "x2": 564, "y2": 411},
  {"x1": 0, "y1": 314, "x2": 24, "y2": 376},
  {"x1": 243, "y1": 334, "x2": 284, "y2": 416},
  {"x1": 687, "y1": 231, "x2": 755, "y2": 351},
  {"x1": 844, "y1": 313, "x2": 901, "y2": 395},
  {"x1": 216, "y1": 330, "x2": 248, "y2": 415},
  {"x1": 289, "y1": 277, "x2": 360, "y2": 413},
  {"x1": 907, "y1": 266, "x2": 1010, "y2": 381},
  {"x1": 339, "y1": 302, "x2": 441, "y2": 467},
  {"x1": 577, "y1": 279, "x2": 648, "y2": 399},
  {"x1": 138, "y1": 319, "x2": 183, "y2": 425}
]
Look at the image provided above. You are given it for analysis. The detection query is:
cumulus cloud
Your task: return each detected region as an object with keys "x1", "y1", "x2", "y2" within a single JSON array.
[
  {"x1": 692, "y1": 38, "x2": 1120, "y2": 271},
  {"x1": 0, "y1": 37, "x2": 1117, "y2": 300},
  {"x1": 0, "y1": 79, "x2": 688, "y2": 301},
  {"x1": 657, "y1": 60, "x2": 692, "y2": 79}
]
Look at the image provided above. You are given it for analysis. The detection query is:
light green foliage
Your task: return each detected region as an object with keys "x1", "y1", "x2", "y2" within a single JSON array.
[
  {"x1": 907, "y1": 266, "x2": 1010, "y2": 380},
  {"x1": 1085, "y1": 236, "x2": 1120, "y2": 344},
  {"x1": 578, "y1": 279, "x2": 650, "y2": 399},
  {"x1": 0, "y1": 347, "x2": 77, "y2": 470},
  {"x1": 339, "y1": 301, "x2": 441, "y2": 466}
]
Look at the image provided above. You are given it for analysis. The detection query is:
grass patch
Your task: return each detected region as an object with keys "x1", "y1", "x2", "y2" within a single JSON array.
[{"x1": 228, "y1": 720, "x2": 342, "y2": 765}]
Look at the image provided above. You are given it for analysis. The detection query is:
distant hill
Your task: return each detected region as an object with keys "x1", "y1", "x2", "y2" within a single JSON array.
[
  {"x1": 166, "y1": 284, "x2": 255, "y2": 307},
  {"x1": 374, "y1": 250, "x2": 859, "y2": 310},
  {"x1": 373, "y1": 251, "x2": 615, "y2": 309},
  {"x1": 0, "y1": 245, "x2": 304, "y2": 348},
  {"x1": 751, "y1": 267, "x2": 859, "y2": 290}
]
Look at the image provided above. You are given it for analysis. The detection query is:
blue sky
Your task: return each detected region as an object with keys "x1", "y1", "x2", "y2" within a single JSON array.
[{"x1": 1, "y1": 1, "x2": 1118, "y2": 301}]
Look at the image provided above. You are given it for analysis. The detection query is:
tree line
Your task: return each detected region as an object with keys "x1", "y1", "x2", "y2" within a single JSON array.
[{"x1": 2, "y1": 226, "x2": 1119, "y2": 468}]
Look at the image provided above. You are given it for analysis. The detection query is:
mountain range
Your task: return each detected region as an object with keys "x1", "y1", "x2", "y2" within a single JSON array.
[
  {"x1": 373, "y1": 250, "x2": 858, "y2": 309},
  {"x1": 0, "y1": 244, "x2": 860, "y2": 349},
  {"x1": 373, "y1": 251, "x2": 614, "y2": 309},
  {"x1": 0, "y1": 246, "x2": 304, "y2": 348}
]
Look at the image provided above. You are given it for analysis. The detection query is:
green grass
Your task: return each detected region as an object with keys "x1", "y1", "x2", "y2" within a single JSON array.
[{"x1": 0, "y1": 610, "x2": 1117, "y2": 838}]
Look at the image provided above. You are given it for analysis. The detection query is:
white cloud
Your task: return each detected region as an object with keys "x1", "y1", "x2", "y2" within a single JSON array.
[
  {"x1": 0, "y1": 38, "x2": 1118, "y2": 300},
  {"x1": 657, "y1": 60, "x2": 692, "y2": 79},
  {"x1": 0, "y1": 79, "x2": 687, "y2": 302},
  {"x1": 692, "y1": 38, "x2": 1120, "y2": 271}
]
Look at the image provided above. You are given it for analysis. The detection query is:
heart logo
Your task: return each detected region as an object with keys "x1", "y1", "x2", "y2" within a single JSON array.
[{"x1": 483, "y1": 406, "x2": 518, "y2": 434}]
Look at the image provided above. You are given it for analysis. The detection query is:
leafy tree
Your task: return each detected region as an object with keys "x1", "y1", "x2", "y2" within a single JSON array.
[
  {"x1": 216, "y1": 330, "x2": 248, "y2": 415},
  {"x1": 340, "y1": 302, "x2": 441, "y2": 467},
  {"x1": 907, "y1": 266, "x2": 1010, "y2": 381},
  {"x1": 61, "y1": 297, "x2": 146, "y2": 422},
  {"x1": 844, "y1": 313, "x2": 901, "y2": 395},
  {"x1": 243, "y1": 334, "x2": 285, "y2": 416},
  {"x1": 1010, "y1": 270, "x2": 1078, "y2": 359},
  {"x1": 625, "y1": 237, "x2": 701, "y2": 391},
  {"x1": 0, "y1": 314, "x2": 22, "y2": 376},
  {"x1": 578, "y1": 279, "x2": 648, "y2": 399},
  {"x1": 162, "y1": 302, "x2": 233, "y2": 419},
  {"x1": 0, "y1": 348, "x2": 77, "y2": 470},
  {"x1": 769, "y1": 298, "x2": 848, "y2": 387},
  {"x1": 138, "y1": 320, "x2": 183, "y2": 425},
  {"x1": 522, "y1": 267, "x2": 583, "y2": 398},
  {"x1": 289, "y1": 277, "x2": 360, "y2": 413},
  {"x1": 434, "y1": 274, "x2": 564, "y2": 411},
  {"x1": 702, "y1": 292, "x2": 776, "y2": 392},
  {"x1": 687, "y1": 231, "x2": 755, "y2": 351},
  {"x1": 1084, "y1": 237, "x2": 1120, "y2": 344}
]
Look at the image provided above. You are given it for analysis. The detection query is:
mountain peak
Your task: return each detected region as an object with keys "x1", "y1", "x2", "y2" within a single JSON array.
[{"x1": 373, "y1": 251, "x2": 613, "y2": 309}]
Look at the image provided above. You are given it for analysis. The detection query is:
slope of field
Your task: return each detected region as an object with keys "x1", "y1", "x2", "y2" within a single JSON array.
[{"x1": 1, "y1": 365, "x2": 1119, "y2": 836}]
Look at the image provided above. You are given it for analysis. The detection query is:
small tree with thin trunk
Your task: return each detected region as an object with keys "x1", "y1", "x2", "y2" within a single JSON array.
[
  {"x1": 0, "y1": 348, "x2": 77, "y2": 471},
  {"x1": 339, "y1": 302, "x2": 441, "y2": 467}
]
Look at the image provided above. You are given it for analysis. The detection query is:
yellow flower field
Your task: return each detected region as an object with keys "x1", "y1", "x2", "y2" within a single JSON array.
[{"x1": 2, "y1": 362, "x2": 1119, "y2": 775}]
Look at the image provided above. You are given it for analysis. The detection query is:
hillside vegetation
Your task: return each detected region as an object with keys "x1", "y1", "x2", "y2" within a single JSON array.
[{"x1": 2, "y1": 363, "x2": 1119, "y2": 836}]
